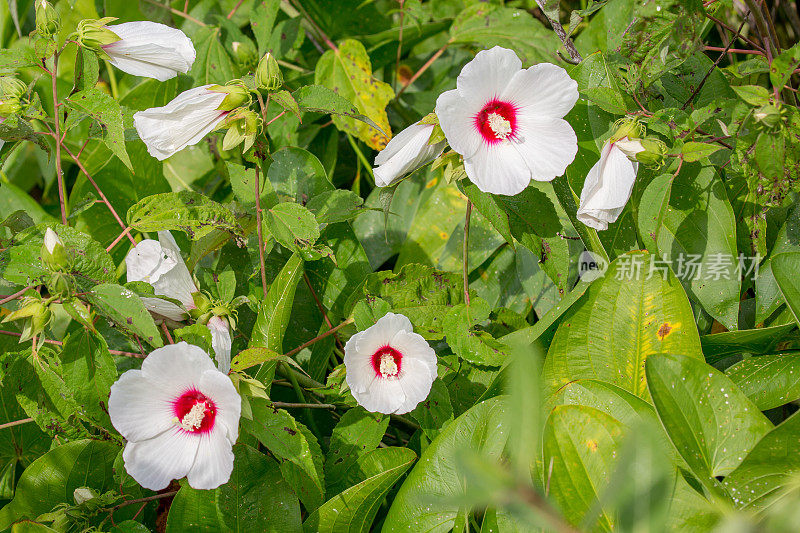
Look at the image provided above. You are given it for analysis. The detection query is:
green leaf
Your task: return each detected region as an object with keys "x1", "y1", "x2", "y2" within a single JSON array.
[
  {"x1": 732, "y1": 85, "x2": 771, "y2": 106},
  {"x1": 292, "y1": 85, "x2": 386, "y2": 138},
  {"x1": 0, "y1": 115, "x2": 50, "y2": 157},
  {"x1": 66, "y1": 88, "x2": 132, "y2": 170},
  {"x1": 314, "y1": 40, "x2": 393, "y2": 150},
  {"x1": 73, "y1": 47, "x2": 99, "y2": 92},
  {"x1": 243, "y1": 398, "x2": 325, "y2": 511},
  {"x1": 305, "y1": 189, "x2": 366, "y2": 224},
  {"x1": 443, "y1": 300, "x2": 508, "y2": 367},
  {"x1": 700, "y1": 324, "x2": 795, "y2": 364},
  {"x1": 265, "y1": 202, "x2": 331, "y2": 261},
  {"x1": 324, "y1": 407, "x2": 388, "y2": 495},
  {"x1": 227, "y1": 161, "x2": 276, "y2": 209},
  {"x1": 458, "y1": 181, "x2": 514, "y2": 247},
  {"x1": 771, "y1": 252, "x2": 800, "y2": 327},
  {"x1": 190, "y1": 26, "x2": 235, "y2": 85},
  {"x1": 382, "y1": 397, "x2": 507, "y2": 532},
  {"x1": 127, "y1": 191, "x2": 242, "y2": 241},
  {"x1": 570, "y1": 51, "x2": 628, "y2": 114},
  {"x1": 361, "y1": 263, "x2": 466, "y2": 340},
  {"x1": 266, "y1": 147, "x2": 333, "y2": 204},
  {"x1": 410, "y1": 378, "x2": 454, "y2": 441},
  {"x1": 87, "y1": 283, "x2": 163, "y2": 348},
  {"x1": 231, "y1": 346, "x2": 282, "y2": 372},
  {"x1": 60, "y1": 329, "x2": 117, "y2": 428},
  {"x1": 174, "y1": 323, "x2": 213, "y2": 354},
  {"x1": 726, "y1": 354, "x2": 800, "y2": 411},
  {"x1": 646, "y1": 353, "x2": 772, "y2": 491},
  {"x1": 251, "y1": 0, "x2": 280, "y2": 55},
  {"x1": 0, "y1": 440, "x2": 131, "y2": 529},
  {"x1": 305, "y1": 447, "x2": 416, "y2": 533},
  {"x1": 658, "y1": 164, "x2": 740, "y2": 329},
  {"x1": 636, "y1": 173, "x2": 673, "y2": 254},
  {"x1": 250, "y1": 253, "x2": 304, "y2": 353},
  {"x1": 543, "y1": 405, "x2": 627, "y2": 532},
  {"x1": 543, "y1": 251, "x2": 703, "y2": 400},
  {"x1": 449, "y1": 4, "x2": 559, "y2": 66},
  {"x1": 722, "y1": 411, "x2": 800, "y2": 510},
  {"x1": 769, "y1": 42, "x2": 800, "y2": 91},
  {"x1": 270, "y1": 90, "x2": 301, "y2": 120},
  {"x1": 165, "y1": 444, "x2": 301, "y2": 532},
  {"x1": 680, "y1": 142, "x2": 722, "y2": 162}
]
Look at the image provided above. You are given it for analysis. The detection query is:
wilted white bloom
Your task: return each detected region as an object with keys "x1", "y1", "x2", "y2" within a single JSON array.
[
  {"x1": 126, "y1": 231, "x2": 231, "y2": 373},
  {"x1": 133, "y1": 86, "x2": 230, "y2": 160},
  {"x1": 373, "y1": 122, "x2": 445, "y2": 187},
  {"x1": 435, "y1": 46, "x2": 578, "y2": 196},
  {"x1": 102, "y1": 21, "x2": 195, "y2": 81},
  {"x1": 577, "y1": 137, "x2": 645, "y2": 231},
  {"x1": 109, "y1": 342, "x2": 241, "y2": 490},
  {"x1": 344, "y1": 313, "x2": 437, "y2": 414}
]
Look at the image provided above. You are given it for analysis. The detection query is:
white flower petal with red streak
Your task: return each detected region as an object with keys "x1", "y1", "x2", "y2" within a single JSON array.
[
  {"x1": 197, "y1": 369, "x2": 241, "y2": 442},
  {"x1": 122, "y1": 427, "x2": 200, "y2": 491},
  {"x1": 207, "y1": 316, "x2": 232, "y2": 374},
  {"x1": 577, "y1": 139, "x2": 639, "y2": 231},
  {"x1": 103, "y1": 21, "x2": 195, "y2": 81},
  {"x1": 455, "y1": 46, "x2": 521, "y2": 104},
  {"x1": 500, "y1": 63, "x2": 578, "y2": 120},
  {"x1": 133, "y1": 85, "x2": 227, "y2": 161},
  {"x1": 435, "y1": 89, "x2": 483, "y2": 159},
  {"x1": 185, "y1": 426, "x2": 235, "y2": 490}
]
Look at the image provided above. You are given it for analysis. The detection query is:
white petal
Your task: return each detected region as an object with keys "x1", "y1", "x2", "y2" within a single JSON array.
[
  {"x1": 456, "y1": 46, "x2": 522, "y2": 104},
  {"x1": 354, "y1": 312, "x2": 414, "y2": 356},
  {"x1": 463, "y1": 142, "x2": 532, "y2": 196},
  {"x1": 513, "y1": 116, "x2": 578, "y2": 182},
  {"x1": 126, "y1": 239, "x2": 177, "y2": 285},
  {"x1": 614, "y1": 138, "x2": 645, "y2": 159},
  {"x1": 577, "y1": 141, "x2": 638, "y2": 231},
  {"x1": 435, "y1": 89, "x2": 483, "y2": 160},
  {"x1": 148, "y1": 231, "x2": 197, "y2": 307},
  {"x1": 207, "y1": 316, "x2": 232, "y2": 374},
  {"x1": 133, "y1": 86, "x2": 227, "y2": 161},
  {"x1": 395, "y1": 356, "x2": 437, "y2": 414},
  {"x1": 43, "y1": 227, "x2": 61, "y2": 253},
  {"x1": 357, "y1": 377, "x2": 407, "y2": 415},
  {"x1": 500, "y1": 63, "x2": 578, "y2": 120},
  {"x1": 140, "y1": 297, "x2": 187, "y2": 322},
  {"x1": 197, "y1": 369, "x2": 241, "y2": 442},
  {"x1": 109, "y1": 369, "x2": 176, "y2": 442},
  {"x1": 103, "y1": 21, "x2": 195, "y2": 81},
  {"x1": 122, "y1": 427, "x2": 200, "y2": 490},
  {"x1": 373, "y1": 123, "x2": 444, "y2": 187},
  {"x1": 185, "y1": 426, "x2": 235, "y2": 490},
  {"x1": 140, "y1": 341, "x2": 218, "y2": 391}
]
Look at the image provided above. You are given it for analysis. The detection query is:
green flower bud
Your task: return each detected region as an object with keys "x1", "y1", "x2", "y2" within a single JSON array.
[
  {"x1": 232, "y1": 41, "x2": 258, "y2": 67},
  {"x1": 209, "y1": 82, "x2": 251, "y2": 111},
  {"x1": 75, "y1": 17, "x2": 121, "y2": 53},
  {"x1": 255, "y1": 52, "x2": 283, "y2": 91},
  {"x1": 0, "y1": 77, "x2": 27, "y2": 116},
  {"x1": 41, "y1": 227, "x2": 68, "y2": 270},
  {"x1": 634, "y1": 138, "x2": 668, "y2": 167},
  {"x1": 35, "y1": 0, "x2": 59, "y2": 36},
  {"x1": 609, "y1": 117, "x2": 644, "y2": 143},
  {"x1": 221, "y1": 109, "x2": 261, "y2": 152},
  {"x1": 753, "y1": 103, "x2": 785, "y2": 131},
  {"x1": 2, "y1": 296, "x2": 52, "y2": 342},
  {"x1": 191, "y1": 291, "x2": 212, "y2": 314}
]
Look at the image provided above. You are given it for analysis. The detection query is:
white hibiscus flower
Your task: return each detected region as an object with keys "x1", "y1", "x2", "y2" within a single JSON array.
[
  {"x1": 102, "y1": 21, "x2": 195, "y2": 82},
  {"x1": 373, "y1": 122, "x2": 445, "y2": 187},
  {"x1": 435, "y1": 46, "x2": 579, "y2": 196},
  {"x1": 344, "y1": 313, "x2": 437, "y2": 414}
]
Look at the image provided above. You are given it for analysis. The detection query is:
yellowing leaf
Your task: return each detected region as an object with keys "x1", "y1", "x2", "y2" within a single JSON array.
[{"x1": 314, "y1": 39, "x2": 393, "y2": 149}]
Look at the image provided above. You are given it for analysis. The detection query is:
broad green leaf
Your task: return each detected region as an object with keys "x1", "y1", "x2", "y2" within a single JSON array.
[
  {"x1": 382, "y1": 397, "x2": 507, "y2": 532},
  {"x1": 191, "y1": 26, "x2": 235, "y2": 84},
  {"x1": 570, "y1": 51, "x2": 628, "y2": 114},
  {"x1": 314, "y1": 39, "x2": 393, "y2": 150},
  {"x1": 250, "y1": 253, "x2": 304, "y2": 353},
  {"x1": 127, "y1": 191, "x2": 242, "y2": 241},
  {"x1": 361, "y1": 263, "x2": 466, "y2": 340},
  {"x1": 772, "y1": 252, "x2": 800, "y2": 327},
  {"x1": 543, "y1": 405, "x2": 626, "y2": 532},
  {"x1": 305, "y1": 447, "x2": 416, "y2": 533},
  {"x1": 0, "y1": 115, "x2": 50, "y2": 157},
  {"x1": 251, "y1": 0, "x2": 280, "y2": 55},
  {"x1": 174, "y1": 323, "x2": 213, "y2": 355},
  {"x1": 449, "y1": 4, "x2": 559, "y2": 66},
  {"x1": 645, "y1": 353, "x2": 772, "y2": 491},
  {"x1": 266, "y1": 147, "x2": 333, "y2": 204},
  {"x1": 293, "y1": 85, "x2": 386, "y2": 137},
  {"x1": 731, "y1": 85, "x2": 771, "y2": 106},
  {"x1": 227, "y1": 161, "x2": 276, "y2": 209},
  {"x1": 769, "y1": 42, "x2": 800, "y2": 91},
  {"x1": 458, "y1": 181, "x2": 514, "y2": 247},
  {"x1": 657, "y1": 164, "x2": 740, "y2": 329},
  {"x1": 542, "y1": 251, "x2": 703, "y2": 400},
  {"x1": 87, "y1": 283, "x2": 164, "y2": 348},
  {"x1": 231, "y1": 346, "x2": 282, "y2": 372},
  {"x1": 66, "y1": 88, "x2": 132, "y2": 170},
  {"x1": 700, "y1": 324, "x2": 795, "y2": 363},
  {"x1": 410, "y1": 378, "x2": 454, "y2": 441},
  {"x1": 243, "y1": 398, "x2": 325, "y2": 511},
  {"x1": 680, "y1": 142, "x2": 722, "y2": 162},
  {"x1": 73, "y1": 47, "x2": 99, "y2": 92},
  {"x1": 0, "y1": 440, "x2": 134, "y2": 529},
  {"x1": 265, "y1": 202, "x2": 330, "y2": 261},
  {"x1": 60, "y1": 329, "x2": 117, "y2": 428},
  {"x1": 722, "y1": 411, "x2": 800, "y2": 510},
  {"x1": 443, "y1": 300, "x2": 508, "y2": 367},
  {"x1": 726, "y1": 354, "x2": 800, "y2": 410},
  {"x1": 306, "y1": 189, "x2": 366, "y2": 224},
  {"x1": 166, "y1": 444, "x2": 301, "y2": 532},
  {"x1": 324, "y1": 407, "x2": 388, "y2": 495},
  {"x1": 636, "y1": 173, "x2": 673, "y2": 254}
]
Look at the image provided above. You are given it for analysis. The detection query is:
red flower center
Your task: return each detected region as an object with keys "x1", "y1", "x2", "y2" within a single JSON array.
[
  {"x1": 173, "y1": 389, "x2": 216, "y2": 434},
  {"x1": 475, "y1": 100, "x2": 517, "y2": 144},
  {"x1": 371, "y1": 346, "x2": 403, "y2": 378}
]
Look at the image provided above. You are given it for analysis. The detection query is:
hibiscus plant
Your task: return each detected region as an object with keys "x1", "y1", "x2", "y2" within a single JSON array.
[{"x1": 1, "y1": 0, "x2": 800, "y2": 531}]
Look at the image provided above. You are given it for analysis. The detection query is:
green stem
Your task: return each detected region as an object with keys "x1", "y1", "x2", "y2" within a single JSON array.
[
  {"x1": 551, "y1": 175, "x2": 609, "y2": 263},
  {"x1": 282, "y1": 362, "x2": 322, "y2": 437},
  {"x1": 346, "y1": 133, "x2": 375, "y2": 183},
  {"x1": 104, "y1": 60, "x2": 119, "y2": 99}
]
